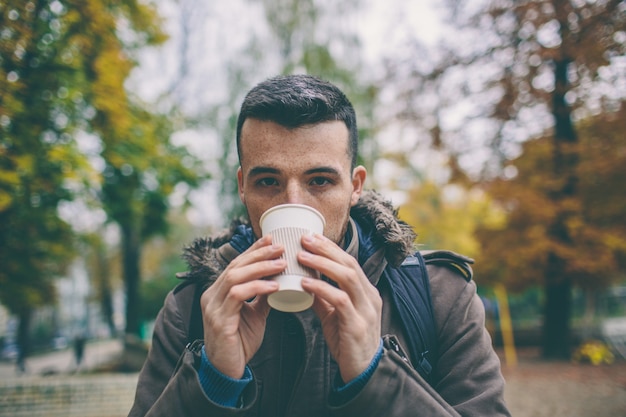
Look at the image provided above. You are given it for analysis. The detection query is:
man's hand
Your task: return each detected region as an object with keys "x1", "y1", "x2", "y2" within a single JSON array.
[
  {"x1": 299, "y1": 233, "x2": 383, "y2": 383},
  {"x1": 200, "y1": 235, "x2": 284, "y2": 379}
]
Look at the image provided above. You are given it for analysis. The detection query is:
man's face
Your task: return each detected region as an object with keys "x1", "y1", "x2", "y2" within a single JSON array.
[{"x1": 237, "y1": 118, "x2": 366, "y2": 244}]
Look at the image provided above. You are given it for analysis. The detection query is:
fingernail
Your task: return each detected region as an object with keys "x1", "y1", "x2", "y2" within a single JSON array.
[{"x1": 303, "y1": 234, "x2": 314, "y2": 243}]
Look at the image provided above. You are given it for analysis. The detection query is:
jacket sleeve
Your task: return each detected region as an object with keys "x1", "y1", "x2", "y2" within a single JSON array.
[
  {"x1": 329, "y1": 266, "x2": 511, "y2": 416},
  {"x1": 127, "y1": 288, "x2": 259, "y2": 417}
]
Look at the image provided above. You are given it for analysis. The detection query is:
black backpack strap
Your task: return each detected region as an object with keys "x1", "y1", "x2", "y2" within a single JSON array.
[
  {"x1": 383, "y1": 252, "x2": 437, "y2": 384},
  {"x1": 173, "y1": 280, "x2": 205, "y2": 344},
  {"x1": 188, "y1": 282, "x2": 204, "y2": 343}
]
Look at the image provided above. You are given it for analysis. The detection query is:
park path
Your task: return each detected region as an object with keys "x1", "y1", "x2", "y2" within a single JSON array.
[
  {"x1": 1, "y1": 342, "x2": 625, "y2": 416},
  {"x1": 500, "y1": 347, "x2": 626, "y2": 417},
  {"x1": 0, "y1": 338, "x2": 123, "y2": 378}
]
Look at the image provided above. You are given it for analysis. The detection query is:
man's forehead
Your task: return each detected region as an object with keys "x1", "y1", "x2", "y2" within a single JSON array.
[
  {"x1": 239, "y1": 120, "x2": 350, "y2": 159},
  {"x1": 240, "y1": 118, "x2": 348, "y2": 138}
]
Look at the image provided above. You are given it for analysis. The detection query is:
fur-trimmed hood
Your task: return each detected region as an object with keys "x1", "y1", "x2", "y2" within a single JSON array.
[{"x1": 177, "y1": 190, "x2": 417, "y2": 284}]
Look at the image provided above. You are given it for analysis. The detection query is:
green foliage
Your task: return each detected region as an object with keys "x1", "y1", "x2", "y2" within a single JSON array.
[
  {"x1": 138, "y1": 253, "x2": 185, "y2": 323},
  {"x1": 97, "y1": 101, "x2": 205, "y2": 335},
  {"x1": 100, "y1": 106, "x2": 202, "y2": 237},
  {"x1": 138, "y1": 212, "x2": 202, "y2": 322},
  {"x1": 0, "y1": 0, "x2": 205, "y2": 342},
  {"x1": 71, "y1": 3, "x2": 205, "y2": 335},
  {"x1": 0, "y1": 0, "x2": 96, "y2": 312}
]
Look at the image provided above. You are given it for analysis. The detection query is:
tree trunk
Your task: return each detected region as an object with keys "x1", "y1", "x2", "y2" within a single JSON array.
[
  {"x1": 122, "y1": 221, "x2": 142, "y2": 337},
  {"x1": 542, "y1": 42, "x2": 579, "y2": 358},
  {"x1": 542, "y1": 253, "x2": 572, "y2": 359}
]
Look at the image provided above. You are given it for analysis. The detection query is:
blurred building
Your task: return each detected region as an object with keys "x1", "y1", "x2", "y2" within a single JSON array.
[{"x1": 0, "y1": 258, "x2": 123, "y2": 356}]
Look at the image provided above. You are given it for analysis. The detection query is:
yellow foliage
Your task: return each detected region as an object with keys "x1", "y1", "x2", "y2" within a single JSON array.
[
  {"x1": 0, "y1": 169, "x2": 21, "y2": 186},
  {"x1": 0, "y1": 191, "x2": 13, "y2": 212},
  {"x1": 604, "y1": 233, "x2": 626, "y2": 252},
  {"x1": 398, "y1": 182, "x2": 505, "y2": 259},
  {"x1": 15, "y1": 154, "x2": 35, "y2": 175},
  {"x1": 572, "y1": 340, "x2": 615, "y2": 365},
  {"x1": 46, "y1": 144, "x2": 98, "y2": 185}
]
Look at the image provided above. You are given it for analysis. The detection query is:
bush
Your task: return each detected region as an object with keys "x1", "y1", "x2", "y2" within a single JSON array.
[{"x1": 572, "y1": 340, "x2": 615, "y2": 365}]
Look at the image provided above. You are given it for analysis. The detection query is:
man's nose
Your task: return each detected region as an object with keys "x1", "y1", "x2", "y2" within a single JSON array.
[{"x1": 285, "y1": 182, "x2": 305, "y2": 204}]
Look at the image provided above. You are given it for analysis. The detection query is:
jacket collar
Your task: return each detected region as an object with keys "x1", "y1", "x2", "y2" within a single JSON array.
[{"x1": 177, "y1": 190, "x2": 417, "y2": 285}]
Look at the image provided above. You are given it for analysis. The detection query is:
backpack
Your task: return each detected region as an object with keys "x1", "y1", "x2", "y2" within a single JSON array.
[
  {"x1": 179, "y1": 249, "x2": 473, "y2": 386},
  {"x1": 384, "y1": 250, "x2": 473, "y2": 385}
]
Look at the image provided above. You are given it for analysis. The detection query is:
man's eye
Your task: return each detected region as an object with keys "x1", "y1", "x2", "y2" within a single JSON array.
[
  {"x1": 257, "y1": 178, "x2": 278, "y2": 186},
  {"x1": 310, "y1": 177, "x2": 331, "y2": 186}
]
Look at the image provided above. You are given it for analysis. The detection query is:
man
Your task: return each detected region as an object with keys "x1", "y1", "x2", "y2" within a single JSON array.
[{"x1": 128, "y1": 75, "x2": 510, "y2": 416}]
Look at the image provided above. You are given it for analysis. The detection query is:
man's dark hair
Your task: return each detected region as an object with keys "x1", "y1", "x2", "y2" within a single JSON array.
[{"x1": 236, "y1": 74, "x2": 359, "y2": 169}]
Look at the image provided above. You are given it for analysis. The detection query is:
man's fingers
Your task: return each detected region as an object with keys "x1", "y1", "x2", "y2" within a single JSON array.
[
  {"x1": 229, "y1": 235, "x2": 284, "y2": 269},
  {"x1": 210, "y1": 236, "x2": 285, "y2": 298},
  {"x1": 299, "y1": 234, "x2": 375, "y2": 307},
  {"x1": 203, "y1": 279, "x2": 279, "y2": 319}
]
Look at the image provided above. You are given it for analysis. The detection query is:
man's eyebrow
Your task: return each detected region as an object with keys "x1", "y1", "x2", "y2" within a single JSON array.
[
  {"x1": 304, "y1": 166, "x2": 341, "y2": 176},
  {"x1": 248, "y1": 166, "x2": 280, "y2": 177},
  {"x1": 247, "y1": 166, "x2": 341, "y2": 177}
]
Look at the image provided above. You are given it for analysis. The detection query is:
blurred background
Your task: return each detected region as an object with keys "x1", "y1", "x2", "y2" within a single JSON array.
[{"x1": 1, "y1": 0, "x2": 625, "y2": 415}]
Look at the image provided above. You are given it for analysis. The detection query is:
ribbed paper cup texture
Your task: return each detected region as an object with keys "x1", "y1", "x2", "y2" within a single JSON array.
[{"x1": 260, "y1": 204, "x2": 325, "y2": 312}]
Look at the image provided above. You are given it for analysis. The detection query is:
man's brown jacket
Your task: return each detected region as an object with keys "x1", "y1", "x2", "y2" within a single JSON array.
[{"x1": 128, "y1": 191, "x2": 510, "y2": 416}]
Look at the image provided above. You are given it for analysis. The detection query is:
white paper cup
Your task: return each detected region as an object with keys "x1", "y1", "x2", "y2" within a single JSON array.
[{"x1": 260, "y1": 204, "x2": 325, "y2": 312}]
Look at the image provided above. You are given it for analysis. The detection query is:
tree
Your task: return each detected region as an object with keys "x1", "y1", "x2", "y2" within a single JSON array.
[
  {"x1": 138, "y1": 211, "x2": 197, "y2": 325},
  {"x1": 99, "y1": 107, "x2": 202, "y2": 337},
  {"x1": 476, "y1": 103, "x2": 626, "y2": 351},
  {"x1": 385, "y1": 0, "x2": 626, "y2": 358},
  {"x1": 1, "y1": 1, "x2": 201, "y2": 358},
  {"x1": 0, "y1": 0, "x2": 99, "y2": 364},
  {"x1": 48, "y1": 0, "x2": 205, "y2": 339},
  {"x1": 82, "y1": 232, "x2": 118, "y2": 337}
]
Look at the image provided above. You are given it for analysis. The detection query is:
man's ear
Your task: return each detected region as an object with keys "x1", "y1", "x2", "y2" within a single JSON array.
[
  {"x1": 237, "y1": 167, "x2": 245, "y2": 204},
  {"x1": 350, "y1": 165, "x2": 367, "y2": 206}
]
